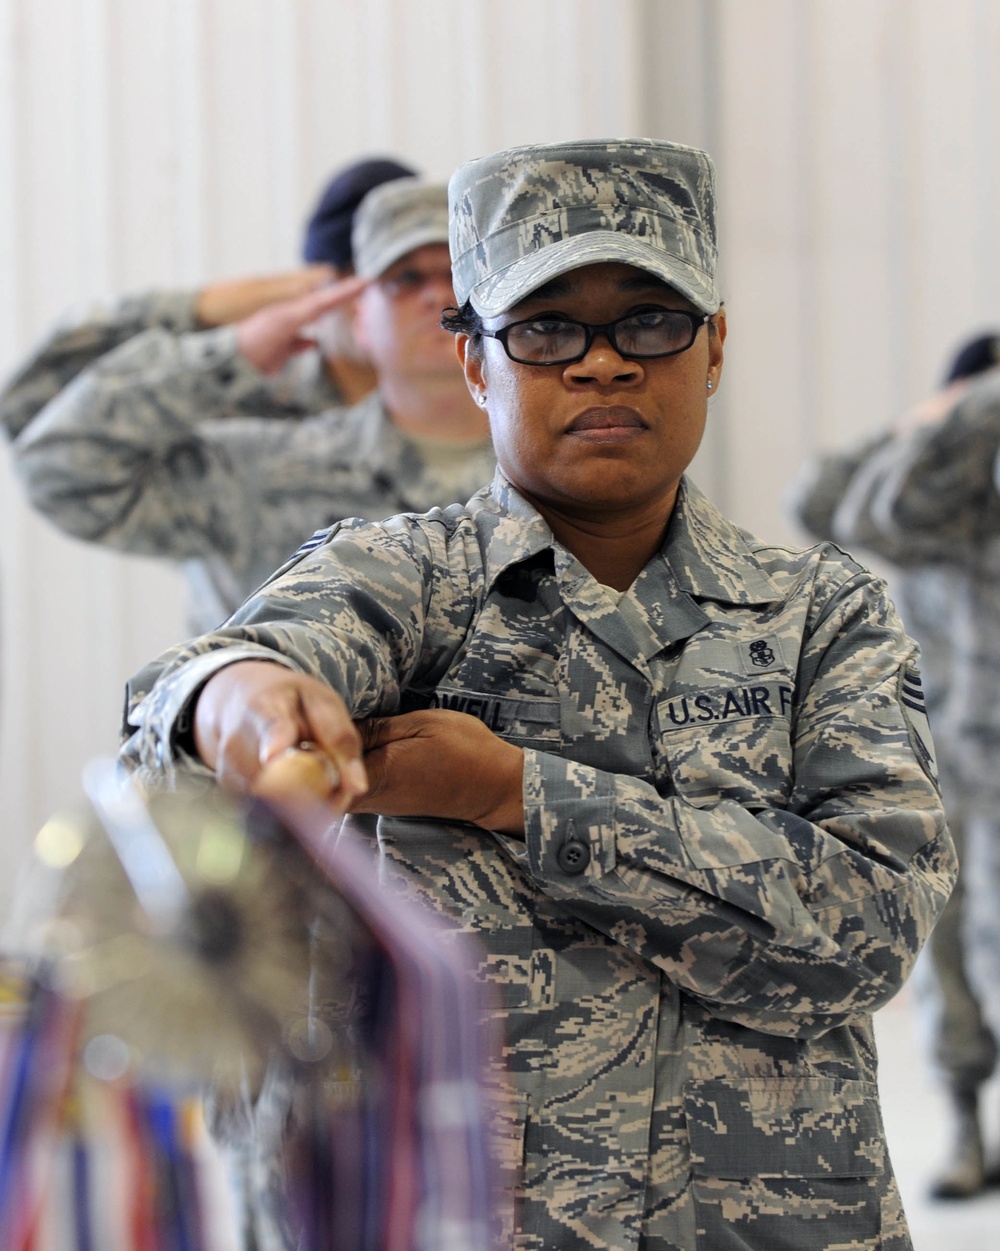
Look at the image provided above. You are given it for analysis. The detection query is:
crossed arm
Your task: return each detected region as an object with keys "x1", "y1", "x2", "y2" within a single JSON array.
[
  {"x1": 194, "y1": 659, "x2": 527, "y2": 836},
  {"x1": 124, "y1": 515, "x2": 954, "y2": 1037}
]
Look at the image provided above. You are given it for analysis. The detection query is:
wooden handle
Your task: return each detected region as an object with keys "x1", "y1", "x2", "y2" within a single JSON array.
[{"x1": 254, "y1": 744, "x2": 340, "y2": 802}]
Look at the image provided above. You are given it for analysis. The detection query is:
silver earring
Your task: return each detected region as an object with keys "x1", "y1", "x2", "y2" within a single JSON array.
[
  {"x1": 478, "y1": 394, "x2": 487, "y2": 406},
  {"x1": 706, "y1": 380, "x2": 713, "y2": 390}
]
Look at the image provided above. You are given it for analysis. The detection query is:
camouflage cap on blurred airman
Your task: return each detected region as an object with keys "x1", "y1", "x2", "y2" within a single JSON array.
[
  {"x1": 448, "y1": 138, "x2": 721, "y2": 317},
  {"x1": 352, "y1": 179, "x2": 451, "y2": 280}
]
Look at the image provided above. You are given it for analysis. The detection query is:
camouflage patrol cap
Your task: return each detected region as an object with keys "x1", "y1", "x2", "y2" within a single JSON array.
[
  {"x1": 352, "y1": 178, "x2": 451, "y2": 280},
  {"x1": 449, "y1": 138, "x2": 721, "y2": 317}
]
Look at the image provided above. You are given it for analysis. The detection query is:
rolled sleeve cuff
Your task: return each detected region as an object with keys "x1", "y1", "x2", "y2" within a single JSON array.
[
  {"x1": 151, "y1": 288, "x2": 203, "y2": 333},
  {"x1": 522, "y1": 748, "x2": 617, "y2": 884},
  {"x1": 137, "y1": 647, "x2": 298, "y2": 769}
]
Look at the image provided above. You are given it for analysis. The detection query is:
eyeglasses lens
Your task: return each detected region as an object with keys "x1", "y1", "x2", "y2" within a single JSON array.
[
  {"x1": 503, "y1": 312, "x2": 698, "y2": 364},
  {"x1": 617, "y1": 313, "x2": 696, "y2": 357}
]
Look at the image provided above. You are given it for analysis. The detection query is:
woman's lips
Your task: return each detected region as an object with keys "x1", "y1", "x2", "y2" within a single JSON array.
[{"x1": 567, "y1": 407, "x2": 647, "y2": 439}]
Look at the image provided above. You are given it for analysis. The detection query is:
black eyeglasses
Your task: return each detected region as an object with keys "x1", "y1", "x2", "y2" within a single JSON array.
[{"x1": 480, "y1": 309, "x2": 710, "y2": 366}]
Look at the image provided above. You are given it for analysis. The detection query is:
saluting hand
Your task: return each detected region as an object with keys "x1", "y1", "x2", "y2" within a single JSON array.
[
  {"x1": 194, "y1": 264, "x2": 339, "y2": 327},
  {"x1": 893, "y1": 378, "x2": 972, "y2": 434},
  {"x1": 236, "y1": 275, "x2": 369, "y2": 375},
  {"x1": 353, "y1": 710, "x2": 526, "y2": 837}
]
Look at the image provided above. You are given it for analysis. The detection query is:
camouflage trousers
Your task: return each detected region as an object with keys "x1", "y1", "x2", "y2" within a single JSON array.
[
  {"x1": 914, "y1": 810, "x2": 997, "y2": 1091},
  {"x1": 961, "y1": 810, "x2": 1000, "y2": 1069}
]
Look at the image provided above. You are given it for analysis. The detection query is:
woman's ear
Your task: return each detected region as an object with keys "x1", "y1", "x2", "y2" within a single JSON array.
[
  {"x1": 457, "y1": 334, "x2": 487, "y2": 405},
  {"x1": 709, "y1": 308, "x2": 727, "y2": 369}
]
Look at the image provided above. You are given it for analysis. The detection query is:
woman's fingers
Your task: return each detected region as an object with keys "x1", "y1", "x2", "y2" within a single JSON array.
[{"x1": 194, "y1": 661, "x2": 367, "y2": 806}]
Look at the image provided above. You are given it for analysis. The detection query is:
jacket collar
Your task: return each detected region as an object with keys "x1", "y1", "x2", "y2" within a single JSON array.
[
  {"x1": 472, "y1": 472, "x2": 785, "y2": 669},
  {"x1": 661, "y1": 478, "x2": 785, "y2": 606},
  {"x1": 476, "y1": 470, "x2": 784, "y2": 607}
]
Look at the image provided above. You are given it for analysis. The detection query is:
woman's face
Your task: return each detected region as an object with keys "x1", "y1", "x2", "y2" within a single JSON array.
[{"x1": 459, "y1": 262, "x2": 725, "y2": 527}]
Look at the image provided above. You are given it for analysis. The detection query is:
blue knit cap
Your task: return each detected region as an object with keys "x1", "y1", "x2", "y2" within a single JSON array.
[
  {"x1": 302, "y1": 156, "x2": 417, "y2": 268},
  {"x1": 942, "y1": 332, "x2": 1000, "y2": 384}
]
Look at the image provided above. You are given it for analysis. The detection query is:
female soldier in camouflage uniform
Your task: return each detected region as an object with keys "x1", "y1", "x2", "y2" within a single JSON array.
[{"x1": 124, "y1": 138, "x2": 955, "y2": 1250}]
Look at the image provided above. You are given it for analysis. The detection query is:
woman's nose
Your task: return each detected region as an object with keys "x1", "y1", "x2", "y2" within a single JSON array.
[{"x1": 564, "y1": 336, "x2": 644, "y2": 387}]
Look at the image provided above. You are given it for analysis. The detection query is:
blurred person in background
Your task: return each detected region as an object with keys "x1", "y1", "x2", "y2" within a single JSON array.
[
  {"x1": 8, "y1": 178, "x2": 494, "y2": 634},
  {"x1": 0, "y1": 155, "x2": 415, "y2": 439},
  {"x1": 786, "y1": 332, "x2": 1000, "y2": 1199}
]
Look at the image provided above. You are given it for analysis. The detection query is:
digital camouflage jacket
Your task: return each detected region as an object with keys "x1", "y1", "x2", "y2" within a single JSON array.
[
  {"x1": 0, "y1": 288, "x2": 343, "y2": 442},
  {"x1": 6, "y1": 291, "x2": 494, "y2": 632},
  {"x1": 124, "y1": 472, "x2": 954, "y2": 1251}
]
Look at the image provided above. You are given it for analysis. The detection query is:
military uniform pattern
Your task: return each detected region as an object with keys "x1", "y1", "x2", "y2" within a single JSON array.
[
  {"x1": 0, "y1": 288, "x2": 343, "y2": 442},
  {"x1": 7, "y1": 311, "x2": 494, "y2": 632},
  {"x1": 827, "y1": 371, "x2": 1000, "y2": 795},
  {"x1": 449, "y1": 139, "x2": 721, "y2": 317},
  {"x1": 788, "y1": 370, "x2": 1000, "y2": 1058},
  {"x1": 124, "y1": 471, "x2": 954, "y2": 1250},
  {"x1": 352, "y1": 177, "x2": 450, "y2": 279}
]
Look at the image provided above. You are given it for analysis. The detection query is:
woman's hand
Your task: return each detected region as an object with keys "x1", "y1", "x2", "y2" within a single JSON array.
[
  {"x1": 193, "y1": 660, "x2": 368, "y2": 810},
  {"x1": 354, "y1": 710, "x2": 525, "y2": 837}
]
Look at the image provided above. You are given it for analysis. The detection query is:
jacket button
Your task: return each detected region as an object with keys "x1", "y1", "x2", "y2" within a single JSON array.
[{"x1": 556, "y1": 838, "x2": 590, "y2": 874}]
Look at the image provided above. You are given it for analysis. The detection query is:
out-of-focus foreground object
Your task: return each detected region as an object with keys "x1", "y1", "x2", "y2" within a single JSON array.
[{"x1": 0, "y1": 764, "x2": 504, "y2": 1251}]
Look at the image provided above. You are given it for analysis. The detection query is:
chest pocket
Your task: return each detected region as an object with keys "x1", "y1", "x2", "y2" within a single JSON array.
[
  {"x1": 657, "y1": 680, "x2": 794, "y2": 808},
  {"x1": 429, "y1": 688, "x2": 562, "y2": 750}
]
